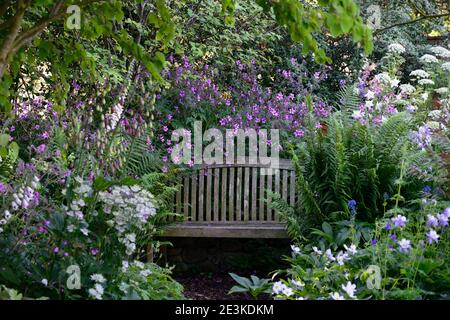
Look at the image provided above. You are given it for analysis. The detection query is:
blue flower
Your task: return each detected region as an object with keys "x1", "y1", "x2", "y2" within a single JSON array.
[
  {"x1": 347, "y1": 199, "x2": 356, "y2": 214},
  {"x1": 423, "y1": 185, "x2": 432, "y2": 194}
]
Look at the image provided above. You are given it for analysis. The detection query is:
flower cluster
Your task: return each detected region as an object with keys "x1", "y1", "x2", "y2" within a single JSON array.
[
  {"x1": 89, "y1": 273, "x2": 106, "y2": 300},
  {"x1": 98, "y1": 185, "x2": 157, "y2": 255}
]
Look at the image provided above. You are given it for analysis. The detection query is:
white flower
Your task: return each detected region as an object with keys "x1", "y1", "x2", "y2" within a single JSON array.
[
  {"x1": 429, "y1": 46, "x2": 450, "y2": 58},
  {"x1": 119, "y1": 282, "x2": 130, "y2": 293},
  {"x1": 4, "y1": 210, "x2": 11, "y2": 220},
  {"x1": 336, "y1": 251, "x2": 350, "y2": 266},
  {"x1": 292, "y1": 279, "x2": 305, "y2": 288},
  {"x1": 282, "y1": 287, "x2": 294, "y2": 297},
  {"x1": 399, "y1": 84, "x2": 416, "y2": 95},
  {"x1": 291, "y1": 245, "x2": 301, "y2": 255},
  {"x1": 296, "y1": 297, "x2": 307, "y2": 300},
  {"x1": 341, "y1": 281, "x2": 357, "y2": 299},
  {"x1": 410, "y1": 69, "x2": 430, "y2": 78},
  {"x1": 330, "y1": 292, "x2": 345, "y2": 300},
  {"x1": 41, "y1": 279, "x2": 48, "y2": 286},
  {"x1": 0, "y1": 219, "x2": 6, "y2": 226},
  {"x1": 89, "y1": 284, "x2": 104, "y2": 300},
  {"x1": 140, "y1": 269, "x2": 152, "y2": 277},
  {"x1": 312, "y1": 246, "x2": 322, "y2": 255},
  {"x1": 388, "y1": 43, "x2": 405, "y2": 54},
  {"x1": 67, "y1": 224, "x2": 75, "y2": 232},
  {"x1": 80, "y1": 227, "x2": 89, "y2": 236},
  {"x1": 272, "y1": 281, "x2": 287, "y2": 295},
  {"x1": 375, "y1": 72, "x2": 391, "y2": 84},
  {"x1": 420, "y1": 54, "x2": 439, "y2": 64},
  {"x1": 435, "y1": 87, "x2": 449, "y2": 95},
  {"x1": 365, "y1": 90, "x2": 375, "y2": 100},
  {"x1": 325, "y1": 249, "x2": 335, "y2": 261},
  {"x1": 344, "y1": 244, "x2": 357, "y2": 255},
  {"x1": 121, "y1": 261, "x2": 129, "y2": 272},
  {"x1": 418, "y1": 79, "x2": 434, "y2": 86},
  {"x1": 390, "y1": 78, "x2": 400, "y2": 88},
  {"x1": 90, "y1": 274, "x2": 106, "y2": 283},
  {"x1": 0, "y1": 227, "x2": 3, "y2": 233},
  {"x1": 365, "y1": 100, "x2": 374, "y2": 108},
  {"x1": 441, "y1": 62, "x2": 450, "y2": 72},
  {"x1": 398, "y1": 239, "x2": 411, "y2": 253}
]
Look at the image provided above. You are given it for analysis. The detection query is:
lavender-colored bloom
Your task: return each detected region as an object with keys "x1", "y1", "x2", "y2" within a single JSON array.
[
  {"x1": 390, "y1": 234, "x2": 397, "y2": 241},
  {"x1": 371, "y1": 239, "x2": 377, "y2": 246},
  {"x1": 391, "y1": 215, "x2": 407, "y2": 228},
  {"x1": 339, "y1": 79, "x2": 347, "y2": 88},
  {"x1": 90, "y1": 248, "x2": 99, "y2": 256},
  {"x1": 398, "y1": 239, "x2": 411, "y2": 253},
  {"x1": 36, "y1": 144, "x2": 47, "y2": 155},
  {"x1": 426, "y1": 229, "x2": 440, "y2": 244},
  {"x1": 0, "y1": 183, "x2": 5, "y2": 193},
  {"x1": 348, "y1": 199, "x2": 357, "y2": 211},
  {"x1": 426, "y1": 214, "x2": 439, "y2": 227},
  {"x1": 437, "y1": 213, "x2": 448, "y2": 227},
  {"x1": 385, "y1": 222, "x2": 392, "y2": 230},
  {"x1": 53, "y1": 247, "x2": 60, "y2": 253}
]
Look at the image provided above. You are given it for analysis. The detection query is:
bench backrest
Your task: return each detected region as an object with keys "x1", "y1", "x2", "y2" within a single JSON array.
[{"x1": 174, "y1": 159, "x2": 295, "y2": 223}]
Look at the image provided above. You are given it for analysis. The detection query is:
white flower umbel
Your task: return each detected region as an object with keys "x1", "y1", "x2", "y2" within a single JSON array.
[
  {"x1": 418, "y1": 79, "x2": 435, "y2": 86},
  {"x1": 388, "y1": 43, "x2": 405, "y2": 55},
  {"x1": 441, "y1": 62, "x2": 450, "y2": 72},
  {"x1": 272, "y1": 281, "x2": 288, "y2": 295},
  {"x1": 429, "y1": 46, "x2": 450, "y2": 59},
  {"x1": 420, "y1": 54, "x2": 439, "y2": 64},
  {"x1": 409, "y1": 69, "x2": 430, "y2": 78},
  {"x1": 399, "y1": 84, "x2": 416, "y2": 95},
  {"x1": 98, "y1": 185, "x2": 157, "y2": 255}
]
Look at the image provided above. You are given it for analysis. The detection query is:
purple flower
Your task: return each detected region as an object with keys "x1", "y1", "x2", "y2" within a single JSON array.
[
  {"x1": 90, "y1": 248, "x2": 99, "y2": 256},
  {"x1": 33, "y1": 191, "x2": 40, "y2": 206},
  {"x1": 53, "y1": 247, "x2": 60, "y2": 253},
  {"x1": 371, "y1": 239, "x2": 377, "y2": 246},
  {"x1": 437, "y1": 213, "x2": 448, "y2": 227},
  {"x1": 426, "y1": 229, "x2": 440, "y2": 244},
  {"x1": 63, "y1": 252, "x2": 69, "y2": 257},
  {"x1": 385, "y1": 222, "x2": 392, "y2": 230},
  {"x1": 36, "y1": 144, "x2": 47, "y2": 155},
  {"x1": 390, "y1": 234, "x2": 397, "y2": 241},
  {"x1": 391, "y1": 215, "x2": 407, "y2": 228},
  {"x1": 0, "y1": 182, "x2": 5, "y2": 193},
  {"x1": 41, "y1": 131, "x2": 49, "y2": 139},
  {"x1": 426, "y1": 214, "x2": 439, "y2": 227},
  {"x1": 294, "y1": 129, "x2": 304, "y2": 137},
  {"x1": 348, "y1": 199, "x2": 357, "y2": 211},
  {"x1": 339, "y1": 79, "x2": 347, "y2": 88}
]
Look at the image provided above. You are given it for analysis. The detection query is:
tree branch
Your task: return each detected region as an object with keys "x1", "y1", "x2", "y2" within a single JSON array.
[{"x1": 374, "y1": 13, "x2": 450, "y2": 35}]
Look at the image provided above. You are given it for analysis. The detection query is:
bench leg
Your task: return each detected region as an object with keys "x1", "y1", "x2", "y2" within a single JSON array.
[{"x1": 147, "y1": 244, "x2": 154, "y2": 262}]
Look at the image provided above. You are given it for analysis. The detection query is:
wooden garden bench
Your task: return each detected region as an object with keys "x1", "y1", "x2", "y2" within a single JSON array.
[{"x1": 164, "y1": 159, "x2": 295, "y2": 239}]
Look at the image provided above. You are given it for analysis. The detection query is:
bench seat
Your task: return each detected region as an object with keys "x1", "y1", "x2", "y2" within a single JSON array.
[{"x1": 163, "y1": 222, "x2": 288, "y2": 238}]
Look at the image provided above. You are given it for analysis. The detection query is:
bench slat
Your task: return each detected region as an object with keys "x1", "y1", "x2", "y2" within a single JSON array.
[
  {"x1": 206, "y1": 168, "x2": 212, "y2": 221},
  {"x1": 243, "y1": 167, "x2": 250, "y2": 221},
  {"x1": 236, "y1": 167, "x2": 242, "y2": 221},
  {"x1": 228, "y1": 167, "x2": 235, "y2": 221},
  {"x1": 214, "y1": 168, "x2": 219, "y2": 221},
  {"x1": 221, "y1": 167, "x2": 227, "y2": 221},
  {"x1": 290, "y1": 170, "x2": 295, "y2": 207},
  {"x1": 183, "y1": 176, "x2": 189, "y2": 220},
  {"x1": 251, "y1": 167, "x2": 257, "y2": 221},
  {"x1": 267, "y1": 173, "x2": 272, "y2": 221}
]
